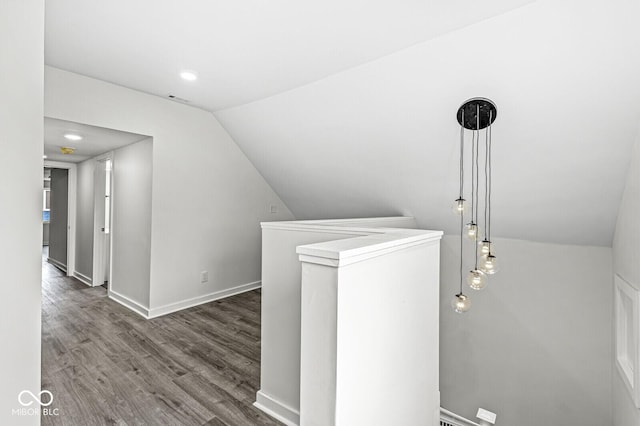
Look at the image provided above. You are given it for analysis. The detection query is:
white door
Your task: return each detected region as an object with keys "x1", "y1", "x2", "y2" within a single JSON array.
[{"x1": 93, "y1": 157, "x2": 112, "y2": 287}]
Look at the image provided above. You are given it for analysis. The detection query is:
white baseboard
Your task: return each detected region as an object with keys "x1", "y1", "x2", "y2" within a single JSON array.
[
  {"x1": 108, "y1": 289, "x2": 151, "y2": 319},
  {"x1": 47, "y1": 257, "x2": 67, "y2": 272},
  {"x1": 72, "y1": 271, "x2": 92, "y2": 287},
  {"x1": 108, "y1": 281, "x2": 262, "y2": 320},
  {"x1": 254, "y1": 390, "x2": 299, "y2": 426},
  {"x1": 147, "y1": 281, "x2": 261, "y2": 318}
]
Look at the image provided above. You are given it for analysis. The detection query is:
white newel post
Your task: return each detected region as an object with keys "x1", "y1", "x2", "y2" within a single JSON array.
[{"x1": 298, "y1": 230, "x2": 442, "y2": 426}]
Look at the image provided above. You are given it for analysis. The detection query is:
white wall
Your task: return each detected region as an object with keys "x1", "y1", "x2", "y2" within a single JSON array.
[
  {"x1": 257, "y1": 217, "x2": 418, "y2": 425},
  {"x1": 45, "y1": 67, "x2": 294, "y2": 316},
  {"x1": 612, "y1": 130, "x2": 640, "y2": 426},
  {"x1": 299, "y1": 233, "x2": 442, "y2": 426},
  {"x1": 75, "y1": 159, "x2": 95, "y2": 280},
  {"x1": 0, "y1": 0, "x2": 43, "y2": 424},
  {"x1": 259, "y1": 227, "x2": 363, "y2": 423},
  {"x1": 440, "y1": 236, "x2": 612, "y2": 426},
  {"x1": 111, "y1": 138, "x2": 153, "y2": 307}
]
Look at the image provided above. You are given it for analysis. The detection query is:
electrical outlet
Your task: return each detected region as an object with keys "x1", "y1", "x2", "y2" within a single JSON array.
[
  {"x1": 200, "y1": 271, "x2": 208, "y2": 283},
  {"x1": 270, "y1": 205, "x2": 278, "y2": 214}
]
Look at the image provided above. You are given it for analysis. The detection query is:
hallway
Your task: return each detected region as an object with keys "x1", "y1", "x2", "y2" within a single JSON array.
[{"x1": 41, "y1": 250, "x2": 280, "y2": 425}]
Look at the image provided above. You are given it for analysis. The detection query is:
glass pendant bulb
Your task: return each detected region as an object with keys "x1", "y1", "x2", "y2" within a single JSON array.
[
  {"x1": 466, "y1": 222, "x2": 480, "y2": 240},
  {"x1": 479, "y1": 253, "x2": 498, "y2": 275},
  {"x1": 478, "y1": 239, "x2": 492, "y2": 256},
  {"x1": 467, "y1": 269, "x2": 487, "y2": 290},
  {"x1": 452, "y1": 293, "x2": 471, "y2": 313},
  {"x1": 451, "y1": 198, "x2": 466, "y2": 216}
]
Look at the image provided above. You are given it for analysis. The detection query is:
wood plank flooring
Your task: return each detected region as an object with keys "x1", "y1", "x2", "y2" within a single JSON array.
[{"x1": 41, "y1": 250, "x2": 282, "y2": 426}]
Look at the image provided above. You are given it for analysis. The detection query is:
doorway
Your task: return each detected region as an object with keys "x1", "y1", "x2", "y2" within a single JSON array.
[
  {"x1": 47, "y1": 168, "x2": 69, "y2": 271},
  {"x1": 92, "y1": 156, "x2": 112, "y2": 288},
  {"x1": 42, "y1": 161, "x2": 77, "y2": 277},
  {"x1": 44, "y1": 117, "x2": 149, "y2": 287}
]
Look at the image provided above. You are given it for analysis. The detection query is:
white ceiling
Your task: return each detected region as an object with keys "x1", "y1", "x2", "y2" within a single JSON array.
[
  {"x1": 44, "y1": 0, "x2": 640, "y2": 246},
  {"x1": 44, "y1": 118, "x2": 149, "y2": 163},
  {"x1": 45, "y1": 0, "x2": 533, "y2": 111}
]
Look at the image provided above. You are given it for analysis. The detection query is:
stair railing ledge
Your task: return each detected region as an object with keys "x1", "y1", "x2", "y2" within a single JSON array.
[{"x1": 440, "y1": 407, "x2": 481, "y2": 426}]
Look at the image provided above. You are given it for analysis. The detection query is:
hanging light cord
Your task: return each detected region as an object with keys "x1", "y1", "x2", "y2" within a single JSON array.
[
  {"x1": 474, "y1": 106, "x2": 480, "y2": 269},
  {"x1": 475, "y1": 128, "x2": 480, "y2": 227},
  {"x1": 484, "y1": 118, "x2": 489, "y2": 240},
  {"x1": 459, "y1": 111, "x2": 464, "y2": 294},
  {"x1": 459, "y1": 199, "x2": 464, "y2": 293},
  {"x1": 488, "y1": 112, "x2": 493, "y2": 243},
  {"x1": 470, "y1": 128, "x2": 476, "y2": 223},
  {"x1": 459, "y1": 112, "x2": 464, "y2": 199},
  {"x1": 475, "y1": 106, "x2": 480, "y2": 229}
]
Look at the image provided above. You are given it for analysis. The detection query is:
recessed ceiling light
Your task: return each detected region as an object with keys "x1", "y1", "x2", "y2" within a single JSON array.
[
  {"x1": 64, "y1": 133, "x2": 82, "y2": 141},
  {"x1": 43, "y1": 155, "x2": 47, "y2": 159},
  {"x1": 60, "y1": 147, "x2": 75, "y2": 155},
  {"x1": 180, "y1": 70, "x2": 198, "y2": 81}
]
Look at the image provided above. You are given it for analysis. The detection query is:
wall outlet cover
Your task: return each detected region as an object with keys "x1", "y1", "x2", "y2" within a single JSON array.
[{"x1": 477, "y1": 408, "x2": 497, "y2": 424}]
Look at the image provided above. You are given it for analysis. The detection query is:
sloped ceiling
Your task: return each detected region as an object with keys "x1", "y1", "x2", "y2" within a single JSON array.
[
  {"x1": 215, "y1": 0, "x2": 640, "y2": 246},
  {"x1": 45, "y1": 0, "x2": 640, "y2": 246}
]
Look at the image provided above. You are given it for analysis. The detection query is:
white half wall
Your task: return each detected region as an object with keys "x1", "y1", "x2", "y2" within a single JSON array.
[
  {"x1": 111, "y1": 138, "x2": 153, "y2": 307},
  {"x1": 259, "y1": 227, "x2": 363, "y2": 424},
  {"x1": 613, "y1": 128, "x2": 640, "y2": 425},
  {"x1": 298, "y1": 229, "x2": 442, "y2": 425},
  {"x1": 0, "y1": 0, "x2": 43, "y2": 424},
  {"x1": 45, "y1": 66, "x2": 294, "y2": 315},
  {"x1": 440, "y1": 236, "x2": 613, "y2": 426},
  {"x1": 258, "y1": 217, "x2": 418, "y2": 425}
]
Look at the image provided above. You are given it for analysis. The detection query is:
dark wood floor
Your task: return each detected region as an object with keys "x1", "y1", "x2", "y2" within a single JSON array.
[{"x1": 41, "y1": 249, "x2": 282, "y2": 426}]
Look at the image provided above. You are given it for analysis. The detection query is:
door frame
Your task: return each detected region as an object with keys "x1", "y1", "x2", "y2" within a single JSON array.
[
  {"x1": 92, "y1": 152, "x2": 114, "y2": 288},
  {"x1": 43, "y1": 160, "x2": 77, "y2": 277}
]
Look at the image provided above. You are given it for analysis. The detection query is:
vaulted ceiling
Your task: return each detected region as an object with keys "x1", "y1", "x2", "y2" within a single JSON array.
[{"x1": 45, "y1": 0, "x2": 640, "y2": 246}]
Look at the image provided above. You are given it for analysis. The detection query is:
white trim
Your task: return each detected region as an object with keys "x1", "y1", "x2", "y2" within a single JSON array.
[
  {"x1": 262, "y1": 216, "x2": 415, "y2": 227},
  {"x1": 440, "y1": 407, "x2": 481, "y2": 426},
  {"x1": 614, "y1": 273, "x2": 640, "y2": 408},
  {"x1": 254, "y1": 390, "x2": 300, "y2": 426},
  {"x1": 44, "y1": 160, "x2": 77, "y2": 277},
  {"x1": 297, "y1": 228, "x2": 442, "y2": 267},
  {"x1": 108, "y1": 289, "x2": 151, "y2": 319},
  {"x1": 92, "y1": 152, "x2": 114, "y2": 288},
  {"x1": 47, "y1": 256, "x2": 67, "y2": 272},
  {"x1": 261, "y1": 216, "x2": 416, "y2": 234},
  {"x1": 263, "y1": 225, "x2": 373, "y2": 235},
  {"x1": 109, "y1": 281, "x2": 262, "y2": 319},
  {"x1": 73, "y1": 271, "x2": 93, "y2": 287},
  {"x1": 147, "y1": 281, "x2": 261, "y2": 318}
]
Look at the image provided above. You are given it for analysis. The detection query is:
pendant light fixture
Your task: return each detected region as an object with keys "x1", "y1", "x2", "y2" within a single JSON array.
[{"x1": 451, "y1": 97, "x2": 498, "y2": 313}]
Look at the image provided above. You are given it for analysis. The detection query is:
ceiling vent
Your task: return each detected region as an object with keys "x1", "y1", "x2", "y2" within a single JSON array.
[{"x1": 167, "y1": 94, "x2": 190, "y2": 103}]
